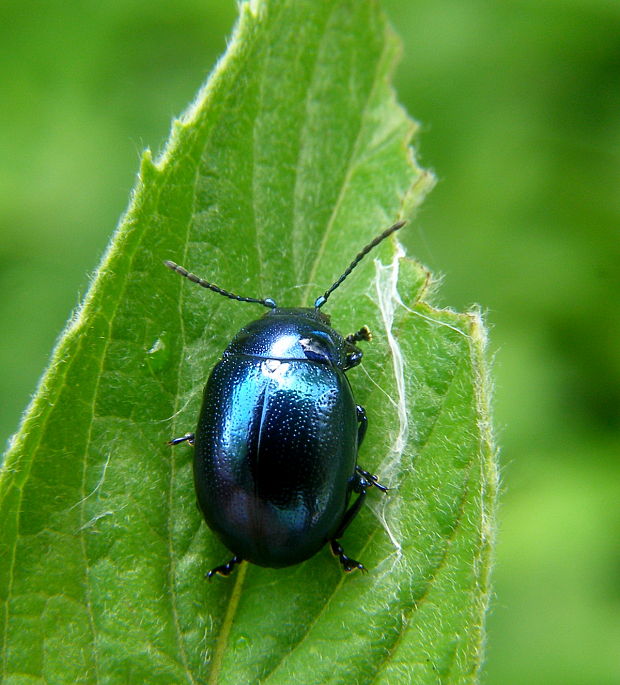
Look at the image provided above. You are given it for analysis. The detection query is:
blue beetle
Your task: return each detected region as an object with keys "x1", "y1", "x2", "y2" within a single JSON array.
[{"x1": 167, "y1": 220, "x2": 404, "y2": 577}]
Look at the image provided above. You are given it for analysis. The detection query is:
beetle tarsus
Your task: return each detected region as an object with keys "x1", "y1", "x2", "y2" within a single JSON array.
[
  {"x1": 207, "y1": 555, "x2": 243, "y2": 580},
  {"x1": 168, "y1": 432, "x2": 195, "y2": 446},
  {"x1": 356, "y1": 465, "x2": 389, "y2": 493},
  {"x1": 330, "y1": 540, "x2": 366, "y2": 573}
]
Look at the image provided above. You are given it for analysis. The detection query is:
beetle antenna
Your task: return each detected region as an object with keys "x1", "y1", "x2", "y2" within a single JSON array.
[
  {"x1": 164, "y1": 261, "x2": 277, "y2": 309},
  {"x1": 314, "y1": 220, "x2": 406, "y2": 309}
]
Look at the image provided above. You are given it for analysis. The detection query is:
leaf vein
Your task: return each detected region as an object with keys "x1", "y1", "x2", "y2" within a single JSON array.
[{"x1": 301, "y1": 17, "x2": 392, "y2": 306}]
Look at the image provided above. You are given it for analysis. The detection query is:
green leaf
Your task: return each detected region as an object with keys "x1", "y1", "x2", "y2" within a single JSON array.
[{"x1": 0, "y1": 1, "x2": 496, "y2": 683}]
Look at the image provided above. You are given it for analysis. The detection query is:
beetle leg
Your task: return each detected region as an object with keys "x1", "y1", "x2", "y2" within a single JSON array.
[
  {"x1": 344, "y1": 328, "x2": 372, "y2": 369},
  {"x1": 346, "y1": 326, "x2": 372, "y2": 344},
  {"x1": 356, "y1": 405, "x2": 368, "y2": 446},
  {"x1": 339, "y1": 486, "x2": 367, "y2": 535},
  {"x1": 356, "y1": 465, "x2": 389, "y2": 493},
  {"x1": 328, "y1": 476, "x2": 369, "y2": 572},
  {"x1": 206, "y1": 555, "x2": 243, "y2": 580},
  {"x1": 167, "y1": 432, "x2": 195, "y2": 446},
  {"x1": 329, "y1": 463, "x2": 389, "y2": 572},
  {"x1": 330, "y1": 539, "x2": 366, "y2": 573}
]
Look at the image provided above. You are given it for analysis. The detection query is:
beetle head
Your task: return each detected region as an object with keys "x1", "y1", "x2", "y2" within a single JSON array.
[{"x1": 224, "y1": 307, "x2": 361, "y2": 369}]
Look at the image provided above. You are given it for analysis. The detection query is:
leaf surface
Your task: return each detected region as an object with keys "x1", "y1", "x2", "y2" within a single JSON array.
[{"x1": 0, "y1": 1, "x2": 495, "y2": 683}]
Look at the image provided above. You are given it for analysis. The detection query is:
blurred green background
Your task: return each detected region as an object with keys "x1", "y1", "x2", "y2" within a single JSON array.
[{"x1": 1, "y1": 1, "x2": 618, "y2": 682}]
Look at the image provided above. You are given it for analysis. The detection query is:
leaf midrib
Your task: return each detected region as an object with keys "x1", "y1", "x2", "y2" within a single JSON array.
[{"x1": 299, "y1": 15, "x2": 391, "y2": 307}]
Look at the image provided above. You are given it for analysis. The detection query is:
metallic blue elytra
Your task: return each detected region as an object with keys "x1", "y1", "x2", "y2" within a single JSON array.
[{"x1": 166, "y1": 220, "x2": 404, "y2": 578}]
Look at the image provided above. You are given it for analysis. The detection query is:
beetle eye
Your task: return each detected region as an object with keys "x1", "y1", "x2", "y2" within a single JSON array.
[{"x1": 299, "y1": 337, "x2": 330, "y2": 362}]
